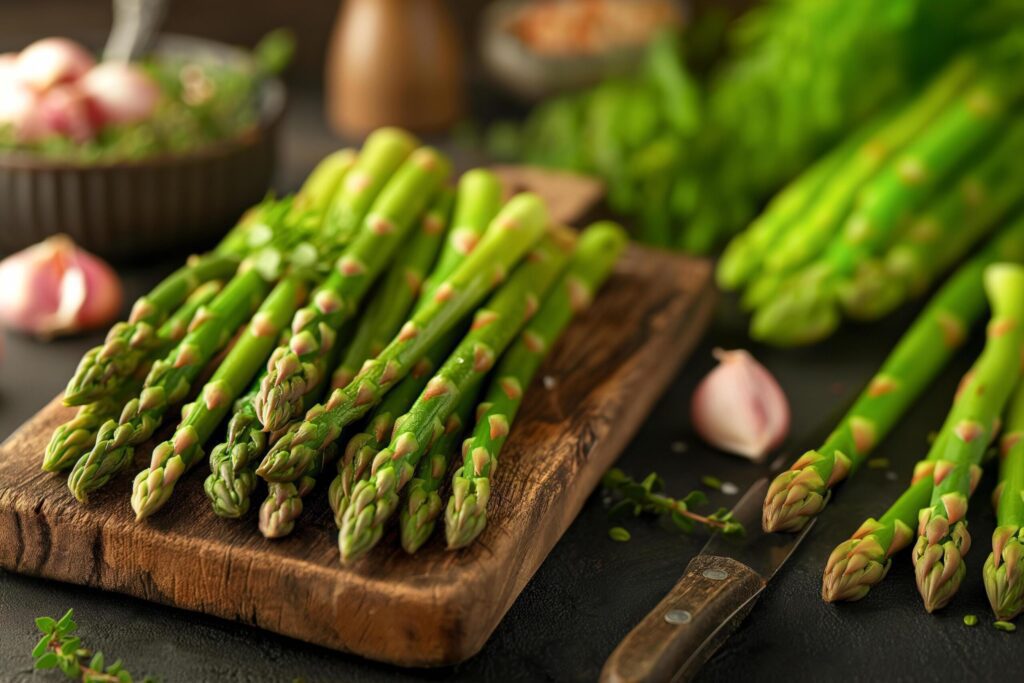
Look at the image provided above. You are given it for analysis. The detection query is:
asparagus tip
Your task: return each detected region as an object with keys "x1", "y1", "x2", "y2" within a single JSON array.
[{"x1": 984, "y1": 527, "x2": 1024, "y2": 621}]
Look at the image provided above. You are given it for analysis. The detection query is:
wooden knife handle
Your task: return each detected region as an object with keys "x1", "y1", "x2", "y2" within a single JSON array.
[{"x1": 600, "y1": 554, "x2": 765, "y2": 683}]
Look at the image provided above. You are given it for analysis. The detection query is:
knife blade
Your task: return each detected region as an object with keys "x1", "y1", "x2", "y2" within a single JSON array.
[{"x1": 600, "y1": 477, "x2": 815, "y2": 683}]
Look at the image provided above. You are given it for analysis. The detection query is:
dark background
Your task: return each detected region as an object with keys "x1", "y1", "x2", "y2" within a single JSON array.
[{"x1": 1, "y1": 1, "x2": 1020, "y2": 681}]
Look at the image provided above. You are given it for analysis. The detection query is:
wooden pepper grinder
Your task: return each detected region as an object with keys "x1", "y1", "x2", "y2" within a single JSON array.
[{"x1": 326, "y1": 0, "x2": 464, "y2": 138}]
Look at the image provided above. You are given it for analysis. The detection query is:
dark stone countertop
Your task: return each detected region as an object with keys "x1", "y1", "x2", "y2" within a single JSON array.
[{"x1": 2, "y1": 96, "x2": 1021, "y2": 682}]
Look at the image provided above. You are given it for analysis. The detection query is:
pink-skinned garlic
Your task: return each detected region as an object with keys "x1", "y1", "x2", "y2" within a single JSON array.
[
  {"x1": 79, "y1": 62, "x2": 161, "y2": 126},
  {"x1": 14, "y1": 38, "x2": 95, "y2": 92},
  {"x1": 0, "y1": 235, "x2": 122, "y2": 338},
  {"x1": 690, "y1": 348, "x2": 789, "y2": 461}
]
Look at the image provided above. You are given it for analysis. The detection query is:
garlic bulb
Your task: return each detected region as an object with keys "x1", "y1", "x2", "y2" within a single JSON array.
[
  {"x1": 690, "y1": 348, "x2": 790, "y2": 461},
  {"x1": 79, "y1": 62, "x2": 161, "y2": 126},
  {"x1": 14, "y1": 37, "x2": 95, "y2": 92},
  {"x1": 0, "y1": 236, "x2": 122, "y2": 338}
]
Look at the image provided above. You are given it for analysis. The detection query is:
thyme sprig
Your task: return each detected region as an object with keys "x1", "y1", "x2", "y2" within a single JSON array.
[{"x1": 602, "y1": 468, "x2": 744, "y2": 537}]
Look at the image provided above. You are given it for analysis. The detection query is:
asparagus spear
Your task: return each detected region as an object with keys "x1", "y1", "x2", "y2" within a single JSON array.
[
  {"x1": 840, "y1": 121, "x2": 1024, "y2": 320},
  {"x1": 67, "y1": 267, "x2": 272, "y2": 502},
  {"x1": 764, "y1": 215, "x2": 1024, "y2": 533},
  {"x1": 321, "y1": 128, "x2": 419, "y2": 244},
  {"x1": 258, "y1": 437, "x2": 346, "y2": 537},
  {"x1": 290, "y1": 148, "x2": 358, "y2": 219},
  {"x1": 762, "y1": 56, "x2": 978, "y2": 280},
  {"x1": 716, "y1": 132, "x2": 856, "y2": 291},
  {"x1": 338, "y1": 230, "x2": 575, "y2": 563},
  {"x1": 331, "y1": 188, "x2": 453, "y2": 390},
  {"x1": 752, "y1": 51, "x2": 1024, "y2": 346},
  {"x1": 257, "y1": 193, "x2": 550, "y2": 483},
  {"x1": 328, "y1": 333, "x2": 457, "y2": 524},
  {"x1": 984, "y1": 381, "x2": 1024, "y2": 620},
  {"x1": 822, "y1": 365, "x2": 979, "y2": 601},
  {"x1": 445, "y1": 221, "x2": 628, "y2": 549},
  {"x1": 44, "y1": 281, "x2": 224, "y2": 473},
  {"x1": 62, "y1": 253, "x2": 240, "y2": 406},
  {"x1": 202, "y1": 377, "x2": 267, "y2": 518},
  {"x1": 418, "y1": 169, "x2": 504, "y2": 306},
  {"x1": 912, "y1": 264, "x2": 1024, "y2": 612},
  {"x1": 254, "y1": 147, "x2": 451, "y2": 432},
  {"x1": 131, "y1": 275, "x2": 303, "y2": 520},
  {"x1": 401, "y1": 389, "x2": 476, "y2": 553}
]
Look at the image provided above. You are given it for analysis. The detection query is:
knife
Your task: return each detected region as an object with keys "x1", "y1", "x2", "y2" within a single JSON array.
[{"x1": 600, "y1": 477, "x2": 815, "y2": 683}]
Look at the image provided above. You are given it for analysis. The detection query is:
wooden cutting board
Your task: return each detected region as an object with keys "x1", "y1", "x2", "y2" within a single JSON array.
[{"x1": 0, "y1": 168, "x2": 715, "y2": 667}]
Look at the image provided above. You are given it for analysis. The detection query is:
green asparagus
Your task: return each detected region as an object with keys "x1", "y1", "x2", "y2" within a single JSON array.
[
  {"x1": 321, "y1": 128, "x2": 419, "y2": 245},
  {"x1": 202, "y1": 377, "x2": 267, "y2": 518},
  {"x1": 290, "y1": 148, "x2": 358, "y2": 219},
  {"x1": 254, "y1": 147, "x2": 451, "y2": 432},
  {"x1": 840, "y1": 121, "x2": 1024, "y2": 320},
  {"x1": 912, "y1": 263, "x2": 1024, "y2": 612},
  {"x1": 822, "y1": 368, "x2": 977, "y2": 601},
  {"x1": 131, "y1": 274, "x2": 303, "y2": 519},
  {"x1": 716, "y1": 129, "x2": 859, "y2": 291},
  {"x1": 764, "y1": 215, "x2": 1024, "y2": 533},
  {"x1": 752, "y1": 45, "x2": 1024, "y2": 346},
  {"x1": 62, "y1": 253, "x2": 240, "y2": 406},
  {"x1": 44, "y1": 280, "x2": 223, "y2": 472},
  {"x1": 418, "y1": 169, "x2": 504, "y2": 306},
  {"x1": 67, "y1": 267, "x2": 271, "y2": 502},
  {"x1": 328, "y1": 332, "x2": 459, "y2": 524},
  {"x1": 401, "y1": 389, "x2": 476, "y2": 554},
  {"x1": 257, "y1": 193, "x2": 550, "y2": 484},
  {"x1": 764, "y1": 56, "x2": 978, "y2": 279},
  {"x1": 330, "y1": 188, "x2": 453, "y2": 390},
  {"x1": 445, "y1": 221, "x2": 628, "y2": 550},
  {"x1": 984, "y1": 381, "x2": 1024, "y2": 620},
  {"x1": 338, "y1": 230, "x2": 575, "y2": 563}
]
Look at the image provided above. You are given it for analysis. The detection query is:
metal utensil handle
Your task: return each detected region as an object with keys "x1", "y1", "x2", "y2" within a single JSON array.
[
  {"x1": 104, "y1": 0, "x2": 169, "y2": 62},
  {"x1": 600, "y1": 555, "x2": 765, "y2": 683}
]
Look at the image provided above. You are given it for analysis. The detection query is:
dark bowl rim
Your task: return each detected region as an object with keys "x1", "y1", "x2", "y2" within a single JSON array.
[{"x1": 0, "y1": 38, "x2": 287, "y2": 172}]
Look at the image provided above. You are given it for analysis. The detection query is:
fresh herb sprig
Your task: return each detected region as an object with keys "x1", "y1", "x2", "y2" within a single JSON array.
[
  {"x1": 32, "y1": 610, "x2": 156, "y2": 683},
  {"x1": 602, "y1": 468, "x2": 744, "y2": 537}
]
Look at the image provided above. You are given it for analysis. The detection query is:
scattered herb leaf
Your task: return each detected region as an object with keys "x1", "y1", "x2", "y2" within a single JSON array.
[
  {"x1": 32, "y1": 609, "x2": 157, "y2": 682},
  {"x1": 963, "y1": 614, "x2": 978, "y2": 627},
  {"x1": 700, "y1": 475, "x2": 723, "y2": 490},
  {"x1": 609, "y1": 527, "x2": 632, "y2": 542},
  {"x1": 994, "y1": 620, "x2": 1017, "y2": 633},
  {"x1": 602, "y1": 468, "x2": 744, "y2": 537}
]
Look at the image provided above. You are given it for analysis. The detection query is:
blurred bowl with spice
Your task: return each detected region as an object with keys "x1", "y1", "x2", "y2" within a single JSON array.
[
  {"x1": 0, "y1": 32, "x2": 289, "y2": 262},
  {"x1": 482, "y1": 0, "x2": 685, "y2": 100}
]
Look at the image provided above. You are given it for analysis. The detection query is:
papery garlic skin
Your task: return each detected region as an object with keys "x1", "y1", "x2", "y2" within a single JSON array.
[
  {"x1": 0, "y1": 235, "x2": 122, "y2": 338},
  {"x1": 690, "y1": 348, "x2": 790, "y2": 461}
]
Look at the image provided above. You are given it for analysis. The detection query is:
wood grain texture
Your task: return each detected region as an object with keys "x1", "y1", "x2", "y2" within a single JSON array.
[
  {"x1": 600, "y1": 555, "x2": 765, "y2": 683},
  {"x1": 0, "y1": 245, "x2": 715, "y2": 666}
]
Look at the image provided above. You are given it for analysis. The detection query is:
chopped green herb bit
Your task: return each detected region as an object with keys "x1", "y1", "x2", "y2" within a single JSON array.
[
  {"x1": 963, "y1": 614, "x2": 978, "y2": 626},
  {"x1": 994, "y1": 620, "x2": 1017, "y2": 633},
  {"x1": 609, "y1": 527, "x2": 631, "y2": 542},
  {"x1": 701, "y1": 475, "x2": 723, "y2": 490}
]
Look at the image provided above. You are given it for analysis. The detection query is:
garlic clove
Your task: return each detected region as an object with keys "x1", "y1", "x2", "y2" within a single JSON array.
[
  {"x1": 690, "y1": 348, "x2": 790, "y2": 461},
  {"x1": 79, "y1": 62, "x2": 161, "y2": 126},
  {"x1": 36, "y1": 83, "x2": 100, "y2": 143},
  {"x1": 0, "y1": 235, "x2": 122, "y2": 339},
  {"x1": 0, "y1": 79, "x2": 42, "y2": 140},
  {"x1": 14, "y1": 37, "x2": 95, "y2": 92}
]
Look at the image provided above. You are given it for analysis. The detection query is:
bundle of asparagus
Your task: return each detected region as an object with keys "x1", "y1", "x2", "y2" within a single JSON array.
[
  {"x1": 821, "y1": 264, "x2": 1024, "y2": 610},
  {"x1": 764, "y1": 215, "x2": 1024, "y2": 534},
  {"x1": 43, "y1": 128, "x2": 628, "y2": 564},
  {"x1": 719, "y1": 34, "x2": 1024, "y2": 346}
]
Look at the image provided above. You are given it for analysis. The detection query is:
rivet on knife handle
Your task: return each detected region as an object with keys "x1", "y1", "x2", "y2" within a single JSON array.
[{"x1": 600, "y1": 555, "x2": 765, "y2": 683}]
